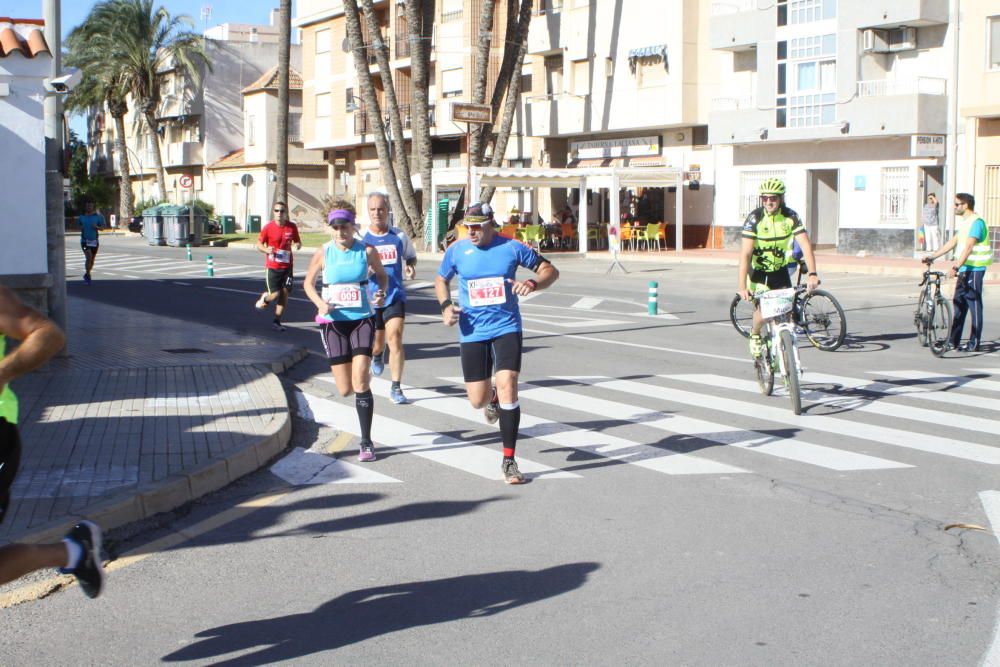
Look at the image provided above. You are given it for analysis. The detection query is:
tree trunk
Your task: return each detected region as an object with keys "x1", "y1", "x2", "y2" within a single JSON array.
[
  {"x1": 468, "y1": 0, "x2": 496, "y2": 167},
  {"x1": 406, "y1": 0, "x2": 434, "y2": 244},
  {"x1": 110, "y1": 104, "x2": 133, "y2": 221},
  {"x1": 142, "y1": 109, "x2": 167, "y2": 201},
  {"x1": 343, "y1": 0, "x2": 407, "y2": 229},
  {"x1": 480, "y1": 0, "x2": 533, "y2": 204},
  {"x1": 359, "y1": 0, "x2": 420, "y2": 235},
  {"x1": 275, "y1": 0, "x2": 291, "y2": 206}
]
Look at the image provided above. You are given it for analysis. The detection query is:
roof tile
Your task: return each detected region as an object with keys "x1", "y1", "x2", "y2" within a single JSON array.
[{"x1": 0, "y1": 19, "x2": 51, "y2": 59}]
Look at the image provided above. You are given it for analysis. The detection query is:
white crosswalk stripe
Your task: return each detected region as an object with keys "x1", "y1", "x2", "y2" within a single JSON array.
[
  {"x1": 806, "y1": 372, "x2": 1000, "y2": 413},
  {"x1": 875, "y1": 370, "x2": 1000, "y2": 393}
]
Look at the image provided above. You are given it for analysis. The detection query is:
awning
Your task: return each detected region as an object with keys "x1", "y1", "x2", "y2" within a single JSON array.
[
  {"x1": 628, "y1": 44, "x2": 668, "y2": 73},
  {"x1": 567, "y1": 157, "x2": 625, "y2": 168}
]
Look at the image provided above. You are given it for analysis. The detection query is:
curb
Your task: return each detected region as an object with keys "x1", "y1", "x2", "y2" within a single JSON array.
[{"x1": 10, "y1": 346, "x2": 308, "y2": 547}]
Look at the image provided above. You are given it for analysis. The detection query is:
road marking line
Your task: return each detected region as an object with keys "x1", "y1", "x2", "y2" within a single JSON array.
[
  {"x1": 514, "y1": 379, "x2": 907, "y2": 472},
  {"x1": 271, "y1": 447, "x2": 401, "y2": 484},
  {"x1": 978, "y1": 490, "x2": 1000, "y2": 667},
  {"x1": 808, "y1": 372, "x2": 1000, "y2": 413},
  {"x1": 875, "y1": 370, "x2": 1000, "y2": 393},
  {"x1": 296, "y1": 390, "x2": 578, "y2": 481},
  {"x1": 571, "y1": 297, "x2": 602, "y2": 309},
  {"x1": 674, "y1": 374, "x2": 1000, "y2": 437}
]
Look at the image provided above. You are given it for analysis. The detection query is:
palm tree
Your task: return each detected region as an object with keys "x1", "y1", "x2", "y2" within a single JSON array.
[
  {"x1": 72, "y1": 0, "x2": 208, "y2": 201},
  {"x1": 65, "y1": 24, "x2": 133, "y2": 223},
  {"x1": 275, "y1": 0, "x2": 291, "y2": 206}
]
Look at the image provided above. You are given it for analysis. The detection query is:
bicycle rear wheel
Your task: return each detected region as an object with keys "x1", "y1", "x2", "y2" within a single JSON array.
[
  {"x1": 779, "y1": 330, "x2": 802, "y2": 415},
  {"x1": 730, "y1": 294, "x2": 754, "y2": 339},
  {"x1": 915, "y1": 290, "x2": 929, "y2": 346},
  {"x1": 799, "y1": 289, "x2": 846, "y2": 351},
  {"x1": 929, "y1": 295, "x2": 952, "y2": 357}
]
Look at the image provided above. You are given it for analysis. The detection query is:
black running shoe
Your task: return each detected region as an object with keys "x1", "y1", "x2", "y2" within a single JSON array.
[
  {"x1": 502, "y1": 457, "x2": 525, "y2": 485},
  {"x1": 484, "y1": 387, "x2": 500, "y2": 425},
  {"x1": 61, "y1": 521, "x2": 105, "y2": 599}
]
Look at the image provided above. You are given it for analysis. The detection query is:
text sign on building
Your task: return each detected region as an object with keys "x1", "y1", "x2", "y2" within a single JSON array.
[
  {"x1": 570, "y1": 136, "x2": 661, "y2": 160},
  {"x1": 911, "y1": 135, "x2": 945, "y2": 157},
  {"x1": 451, "y1": 102, "x2": 492, "y2": 124}
]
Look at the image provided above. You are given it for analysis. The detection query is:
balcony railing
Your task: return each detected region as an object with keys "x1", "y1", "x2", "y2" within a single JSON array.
[
  {"x1": 857, "y1": 77, "x2": 947, "y2": 97},
  {"x1": 395, "y1": 35, "x2": 410, "y2": 58},
  {"x1": 711, "y1": 0, "x2": 758, "y2": 15},
  {"x1": 356, "y1": 104, "x2": 436, "y2": 135},
  {"x1": 711, "y1": 95, "x2": 757, "y2": 111}
]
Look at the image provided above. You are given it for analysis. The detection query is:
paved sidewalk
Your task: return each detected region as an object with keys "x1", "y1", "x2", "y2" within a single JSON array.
[{"x1": 1, "y1": 294, "x2": 307, "y2": 546}]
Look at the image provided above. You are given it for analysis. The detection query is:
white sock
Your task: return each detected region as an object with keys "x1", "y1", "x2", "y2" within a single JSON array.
[{"x1": 63, "y1": 537, "x2": 83, "y2": 570}]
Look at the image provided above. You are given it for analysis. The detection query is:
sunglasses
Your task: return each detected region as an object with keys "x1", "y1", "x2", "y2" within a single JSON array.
[
  {"x1": 760, "y1": 195, "x2": 780, "y2": 202},
  {"x1": 273, "y1": 208, "x2": 286, "y2": 213}
]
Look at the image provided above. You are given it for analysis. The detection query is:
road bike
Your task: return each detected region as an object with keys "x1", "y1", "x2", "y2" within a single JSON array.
[
  {"x1": 914, "y1": 268, "x2": 951, "y2": 357},
  {"x1": 730, "y1": 265, "x2": 846, "y2": 351},
  {"x1": 750, "y1": 288, "x2": 804, "y2": 415}
]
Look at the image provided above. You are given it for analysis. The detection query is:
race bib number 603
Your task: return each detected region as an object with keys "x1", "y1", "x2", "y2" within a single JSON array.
[{"x1": 467, "y1": 276, "x2": 506, "y2": 307}]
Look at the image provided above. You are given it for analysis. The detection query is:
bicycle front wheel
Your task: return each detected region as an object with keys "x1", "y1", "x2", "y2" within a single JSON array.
[
  {"x1": 929, "y1": 295, "x2": 952, "y2": 357},
  {"x1": 730, "y1": 294, "x2": 754, "y2": 339},
  {"x1": 754, "y1": 339, "x2": 774, "y2": 396},
  {"x1": 799, "y1": 289, "x2": 846, "y2": 351},
  {"x1": 915, "y1": 290, "x2": 929, "y2": 347},
  {"x1": 779, "y1": 329, "x2": 802, "y2": 415}
]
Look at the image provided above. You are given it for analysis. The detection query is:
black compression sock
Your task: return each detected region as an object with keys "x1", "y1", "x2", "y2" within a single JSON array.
[{"x1": 356, "y1": 390, "x2": 374, "y2": 442}]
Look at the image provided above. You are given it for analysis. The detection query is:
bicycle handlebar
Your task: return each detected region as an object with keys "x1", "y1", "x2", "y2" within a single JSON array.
[{"x1": 919, "y1": 269, "x2": 946, "y2": 287}]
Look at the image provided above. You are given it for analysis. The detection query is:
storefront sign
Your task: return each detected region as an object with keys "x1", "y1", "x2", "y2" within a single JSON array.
[
  {"x1": 571, "y1": 136, "x2": 661, "y2": 160},
  {"x1": 911, "y1": 135, "x2": 945, "y2": 157},
  {"x1": 451, "y1": 102, "x2": 492, "y2": 124}
]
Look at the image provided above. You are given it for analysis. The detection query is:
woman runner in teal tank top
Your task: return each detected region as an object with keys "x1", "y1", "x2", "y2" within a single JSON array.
[{"x1": 304, "y1": 201, "x2": 388, "y2": 462}]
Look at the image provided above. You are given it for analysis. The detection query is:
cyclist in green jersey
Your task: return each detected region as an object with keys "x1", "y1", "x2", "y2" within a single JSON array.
[{"x1": 737, "y1": 178, "x2": 820, "y2": 357}]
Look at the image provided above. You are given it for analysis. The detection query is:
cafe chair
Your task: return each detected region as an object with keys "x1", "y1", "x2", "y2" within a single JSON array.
[
  {"x1": 521, "y1": 224, "x2": 545, "y2": 250},
  {"x1": 559, "y1": 223, "x2": 578, "y2": 250}
]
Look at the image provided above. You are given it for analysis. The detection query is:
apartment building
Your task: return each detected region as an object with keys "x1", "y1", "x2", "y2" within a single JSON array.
[
  {"x1": 294, "y1": 0, "x2": 533, "y2": 218},
  {"x1": 710, "y1": 0, "x2": 952, "y2": 256},
  {"x1": 957, "y1": 1, "x2": 1000, "y2": 235},
  {"x1": 522, "y1": 0, "x2": 724, "y2": 246},
  {"x1": 88, "y1": 14, "x2": 296, "y2": 215}
]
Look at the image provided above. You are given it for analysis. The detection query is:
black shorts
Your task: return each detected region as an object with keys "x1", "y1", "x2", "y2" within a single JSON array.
[
  {"x1": 460, "y1": 331, "x2": 523, "y2": 383},
  {"x1": 81, "y1": 241, "x2": 99, "y2": 254},
  {"x1": 748, "y1": 268, "x2": 793, "y2": 291},
  {"x1": 320, "y1": 317, "x2": 375, "y2": 365},
  {"x1": 265, "y1": 268, "x2": 294, "y2": 295},
  {"x1": 0, "y1": 419, "x2": 22, "y2": 527},
  {"x1": 373, "y1": 300, "x2": 406, "y2": 330}
]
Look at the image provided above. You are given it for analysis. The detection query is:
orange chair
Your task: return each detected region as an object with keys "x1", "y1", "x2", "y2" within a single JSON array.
[
  {"x1": 620, "y1": 225, "x2": 633, "y2": 251},
  {"x1": 559, "y1": 223, "x2": 578, "y2": 250},
  {"x1": 500, "y1": 224, "x2": 518, "y2": 239}
]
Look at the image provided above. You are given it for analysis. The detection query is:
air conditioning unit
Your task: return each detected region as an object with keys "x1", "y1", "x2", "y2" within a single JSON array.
[
  {"x1": 862, "y1": 29, "x2": 889, "y2": 53},
  {"x1": 887, "y1": 27, "x2": 917, "y2": 52}
]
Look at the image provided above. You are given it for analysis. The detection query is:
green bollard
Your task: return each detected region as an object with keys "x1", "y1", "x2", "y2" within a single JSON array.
[
  {"x1": 186, "y1": 243, "x2": 192, "y2": 261},
  {"x1": 647, "y1": 281, "x2": 658, "y2": 315},
  {"x1": 207, "y1": 255, "x2": 214, "y2": 277}
]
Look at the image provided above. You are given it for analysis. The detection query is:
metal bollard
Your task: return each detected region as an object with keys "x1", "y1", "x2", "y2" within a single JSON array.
[
  {"x1": 186, "y1": 243, "x2": 192, "y2": 261},
  {"x1": 647, "y1": 281, "x2": 658, "y2": 315},
  {"x1": 207, "y1": 255, "x2": 214, "y2": 277}
]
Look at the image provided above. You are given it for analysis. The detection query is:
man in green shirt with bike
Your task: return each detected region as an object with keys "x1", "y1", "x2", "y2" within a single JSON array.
[{"x1": 737, "y1": 178, "x2": 820, "y2": 358}]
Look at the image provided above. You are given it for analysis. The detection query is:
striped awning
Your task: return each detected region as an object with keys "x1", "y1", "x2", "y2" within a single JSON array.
[{"x1": 627, "y1": 44, "x2": 667, "y2": 73}]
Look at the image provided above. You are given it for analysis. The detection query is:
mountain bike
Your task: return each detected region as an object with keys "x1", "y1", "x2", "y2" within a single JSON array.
[
  {"x1": 730, "y1": 264, "x2": 846, "y2": 351},
  {"x1": 914, "y1": 268, "x2": 951, "y2": 357},
  {"x1": 750, "y1": 288, "x2": 803, "y2": 415}
]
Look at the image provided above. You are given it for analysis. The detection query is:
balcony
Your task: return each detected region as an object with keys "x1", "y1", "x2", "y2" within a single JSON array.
[
  {"x1": 524, "y1": 93, "x2": 587, "y2": 137},
  {"x1": 846, "y1": 77, "x2": 948, "y2": 135},
  {"x1": 527, "y1": 10, "x2": 561, "y2": 55},
  {"x1": 394, "y1": 35, "x2": 410, "y2": 59},
  {"x1": 162, "y1": 141, "x2": 203, "y2": 167},
  {"x1": 710, "y1": 1, "x2": 769, "y2": 51},
  {"x1": 842, "y1": 0, "x2": 949, "y2": 29}
]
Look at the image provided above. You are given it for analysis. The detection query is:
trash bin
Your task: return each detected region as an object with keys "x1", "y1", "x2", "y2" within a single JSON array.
[
  {"x1": 160, "y1": 205, "x2": 207, "y2": 247},
  {"x1": 423, "y1": 199, "x2": 450, "y2": 249},
  {"x1": 245, "y1": 215, "x2": 262, "y2": 233},
  {"x1": 220, "y1": 215, "x2": 236, "y2": 234},
  {"x1": 143, "y1": 205, "x2": 166, "y2": 246}
]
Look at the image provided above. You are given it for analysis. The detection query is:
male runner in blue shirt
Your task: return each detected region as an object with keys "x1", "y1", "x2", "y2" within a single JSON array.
[{"x1": 77, "y1": 201, "x2": 106, "y2": 285}]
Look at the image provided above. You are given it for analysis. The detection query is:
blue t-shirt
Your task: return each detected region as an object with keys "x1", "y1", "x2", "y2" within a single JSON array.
[
  {"x1": 78, "y1": 213, "x2": 105, "y2": 242},
  {"x1": 321, "y1": 240, "x2": 372, "y2": 322},
  {"x1": 437, "y1": 236, "x2": 542, "y2": 342},
  {"x1": 363, "y1": 226, "x2": 415, "y2": 306},
  {"x1": 959, "y1": 218, "x2": 988, "y2": 273}
]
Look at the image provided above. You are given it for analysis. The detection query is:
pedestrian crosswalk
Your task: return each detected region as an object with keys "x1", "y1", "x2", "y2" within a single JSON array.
[
  {"x1": 65, "y1": 250, "x2": 263, "y2": 280},
  {"x1": 281, "y1": 365, "x2": 1000, "y2": 486}
]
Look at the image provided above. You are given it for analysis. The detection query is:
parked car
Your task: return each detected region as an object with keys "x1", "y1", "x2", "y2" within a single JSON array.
[{"x1": 128, "y1": 216, "x2": 143, "y2": 233}]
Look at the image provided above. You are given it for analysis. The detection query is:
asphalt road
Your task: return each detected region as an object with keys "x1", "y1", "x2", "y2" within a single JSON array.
[{"x1": 3, "y1": 235, "x2": 999, "y2": 666}]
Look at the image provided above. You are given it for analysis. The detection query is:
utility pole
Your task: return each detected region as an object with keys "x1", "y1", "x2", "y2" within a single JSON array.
[{"x1": 44, "y1": 0, "x2": 67, "y2": 332}]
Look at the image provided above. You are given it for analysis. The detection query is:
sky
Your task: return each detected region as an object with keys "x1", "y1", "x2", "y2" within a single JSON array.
[{"x1": 6, "y1": 1, "x2": 295, "y2": 135}]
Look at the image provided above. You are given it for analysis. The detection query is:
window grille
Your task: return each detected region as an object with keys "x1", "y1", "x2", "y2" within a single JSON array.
[
  {"x1": 880, "y1": 167, "x2": 910, "y2": 222},
  {"x1": 739, "y1": 170, "x2": 786, "y2": 219}
]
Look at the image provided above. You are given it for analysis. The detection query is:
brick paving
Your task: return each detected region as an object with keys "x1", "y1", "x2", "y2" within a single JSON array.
[{"x1": 1, "y1": 296, "x2": 306, "y2": 545}]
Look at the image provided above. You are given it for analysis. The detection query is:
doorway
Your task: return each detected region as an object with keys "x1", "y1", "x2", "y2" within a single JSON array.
[{"x1": 807, "y1": 169, "x2": 839, "y2": 248}]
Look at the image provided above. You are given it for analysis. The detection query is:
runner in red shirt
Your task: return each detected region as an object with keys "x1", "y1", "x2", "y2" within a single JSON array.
[{"x1": 254, "y1": 201, "x2": 302, "y2": 331}]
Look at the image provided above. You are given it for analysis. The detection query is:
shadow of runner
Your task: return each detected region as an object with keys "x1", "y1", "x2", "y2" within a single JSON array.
[{"x1": 163, "y1": 562, "x2": 600, "y2": 665}]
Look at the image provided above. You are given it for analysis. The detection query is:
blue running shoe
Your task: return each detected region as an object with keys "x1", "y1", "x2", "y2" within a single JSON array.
[
  {"x1": 371, "y1": 353, "x2": 384, "y2": 376},
  {"x1": 390, "y1": 386, "x2": 407, "y2": 404}
]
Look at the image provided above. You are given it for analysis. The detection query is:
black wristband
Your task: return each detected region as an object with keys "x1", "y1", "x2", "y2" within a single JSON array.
[
  {"x1": 807, "y1": 272, "x2": 818, "y2": 277},
  {"x1": 439, "y1": 299, "x2": 453, "y2": 312},
  {"x1": 526, "y1": 279, "x2": 538, "y2": 291}
]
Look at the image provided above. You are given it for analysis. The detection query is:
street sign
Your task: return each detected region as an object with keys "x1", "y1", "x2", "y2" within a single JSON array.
[
  {"x1": 179, "y1": 174, "x2": 194, "y2": 188},
  {"x1": 451, "y1": 102, "x2": 492, "y2": 124}
]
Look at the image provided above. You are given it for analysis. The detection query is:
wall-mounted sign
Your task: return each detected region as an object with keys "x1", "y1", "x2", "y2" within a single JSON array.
[
  {"x1": 911, "y1": 134, "x2": 945, "y2": 157},
  {"x1": 451, "y1": 102, "x2": 492, "y2": 124},
  {"x1": 571, "y1": 135, "x2": 661, "y2": 160},
  {"x1": 854, "y1": 175, "x2": 866, "y2": 191}
]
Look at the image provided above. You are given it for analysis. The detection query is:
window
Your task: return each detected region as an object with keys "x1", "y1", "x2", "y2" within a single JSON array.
[
  {"x1": 880, "y1": 167, "x2": 910, "y2": 222},
  {"x1": 316, "y1": 28, "x2": 331, "y2": 54},
  {"x1": 788, "y1": 0, "x2": 836, "y2": 24},
  {"x1": 346, "y1": 87, "x2": 359, "y2": 112},
  {"x1": 990, "y1": 16, "x2": 1000, "y2": 70},
  {"x1": 740, "y1": 170, "x2": 785, "y2": 219},
  {"x1": 247, "y1": 115, "x2": 255, "y2": 146},
  {"x1": 776, "y1": 34, "x2": 836, "y2": 127},
  {"x1": 289, "y1": 114, "x2": 301, "y2": 142},
  {"x1": 441, "y1": 68, "x2": 463, "y2": 97},
  {"x1": 545, "y1": 55, "x2": 563, "y2": 95},
  {"x1": 983, "y1": 165, "x2": 1000, "y2": 242},
  {"x1": 571, "y1": 59, "x2": 589, "y2": 96},
  {"x1": 316, "y1": 92, "x2": 331, "y2": 118}
]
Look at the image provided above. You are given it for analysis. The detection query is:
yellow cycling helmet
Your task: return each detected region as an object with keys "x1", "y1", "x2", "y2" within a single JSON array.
[{"x1": 759, "y1": 178, "x2": 786, "y2": 196}]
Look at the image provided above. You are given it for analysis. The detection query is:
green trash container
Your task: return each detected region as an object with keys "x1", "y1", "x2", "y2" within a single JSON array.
[
  {"x1": 423, "y1": 199, "x2": 451, "y2": 249},
  {"x1": 246, "y1": 215, "x2": 262, "y2": 233},
  {"x1": 220, "y1": 215, "x2": 236, "y2": 234}
]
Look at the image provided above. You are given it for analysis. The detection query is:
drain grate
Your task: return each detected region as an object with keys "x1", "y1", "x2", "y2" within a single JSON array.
[{"x1": 162, "y1": 348, "x2": 210, "y2": 354}]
